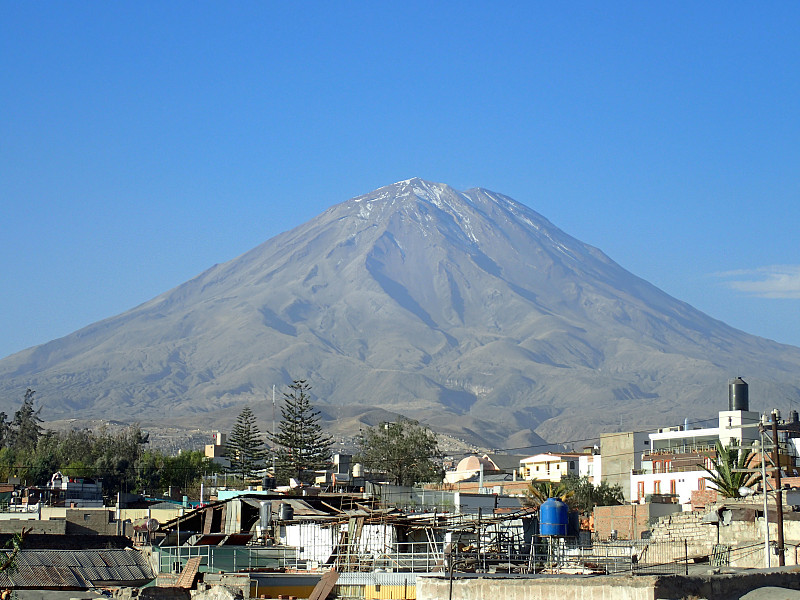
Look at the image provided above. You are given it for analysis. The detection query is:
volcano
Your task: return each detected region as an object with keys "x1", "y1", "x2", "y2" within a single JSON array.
[{"x1": 2, "y1": 178, "x2": 799, "y2": 448}]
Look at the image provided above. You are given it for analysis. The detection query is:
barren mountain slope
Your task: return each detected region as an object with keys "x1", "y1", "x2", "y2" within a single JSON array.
[{"x1": 2, "y1": 179, "x2": 798, "y2": 447}]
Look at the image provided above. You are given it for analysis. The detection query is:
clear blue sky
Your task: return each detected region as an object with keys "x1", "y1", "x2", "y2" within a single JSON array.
[{"x1": 2, "y1": 3, "x2": 799, "y2": 359}]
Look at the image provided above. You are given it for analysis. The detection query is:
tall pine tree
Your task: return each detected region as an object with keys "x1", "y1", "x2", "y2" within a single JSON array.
[
  {"x1": 225, "y1": 407, "x2": 267, "y2": 480},
  {"x1": 271, "y1": 380, "x2": 332, "y2": 485}
]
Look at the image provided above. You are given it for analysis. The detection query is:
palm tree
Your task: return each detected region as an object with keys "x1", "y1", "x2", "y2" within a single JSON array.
[
  {"x1": 522, "y1": 479, "x2": 575, "y2": 510},
  {"x1": 699, "y1": 440, "x2": 760, "y2": 498}
]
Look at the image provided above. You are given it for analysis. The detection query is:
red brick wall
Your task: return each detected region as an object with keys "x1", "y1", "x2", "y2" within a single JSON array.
[
  {"x1": 593, "y1": 505, "x2": 652, "y2": 540},
  {"x1": 690, "y1": 489, "x2": 718, "y2": 510}
]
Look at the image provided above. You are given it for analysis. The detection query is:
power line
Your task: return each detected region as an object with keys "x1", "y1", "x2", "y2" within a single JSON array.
[{"x1": 445, "y1": 414, "x2": 722, "y2": 459}]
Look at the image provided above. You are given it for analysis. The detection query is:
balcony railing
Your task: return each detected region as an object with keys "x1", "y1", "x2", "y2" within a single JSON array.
[
  {"x1": 632, "y1": 464, "x2": 710, "y2": 476},
  {"x1": 644, "y1": 444, "x2": 716, "y2": 457}
]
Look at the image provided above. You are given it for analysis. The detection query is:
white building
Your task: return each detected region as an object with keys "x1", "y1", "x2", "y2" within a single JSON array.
[
  {"x1": 579, "y1": 450, "x2": 602, "y2": 484},
  {"x1": 519, "y1": 453, "x2": 582, "y2": 482},
  {"x1": 630, "y1": 407, "x2": 760, "y2": 507},
  {"x1": 48, "y1": 471, "x2": 103, "y2": 508}
]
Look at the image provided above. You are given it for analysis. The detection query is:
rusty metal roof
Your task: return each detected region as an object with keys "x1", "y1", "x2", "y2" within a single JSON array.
[{"x1": 0, "y1": 549, "x2": 154, "y2": 589}]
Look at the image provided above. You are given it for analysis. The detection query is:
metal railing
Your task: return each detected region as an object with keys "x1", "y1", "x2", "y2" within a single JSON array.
[
  {"x1": 632, "y1": 464, "x2": 711, "y2": 475},
  {"x1": 156, "y1": 545, "x2": 302, "y2": 574},
  {"x1": 158, "y1": 537, "x2": 694, "y2": 577},
  {"x1": 646, "y1": 443, "x2": 716, "y2": 455},
  {"x1": 448, "y1": 538, "x2": 693, "y2": 576},
  {"x1": 335, "y1": 539, "x2": 448, "y2": 573},
  {"x1": 525, "y1": 539, "x2": 691, "y2": 575}
]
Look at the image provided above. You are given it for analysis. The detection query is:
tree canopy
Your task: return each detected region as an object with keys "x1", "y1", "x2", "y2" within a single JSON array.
[
  {"x1": 271, "y1": 380, "x2": 332, "y2": 485},
  {"x1": 522, "y1": 479, "x2": 575, "y2": 510},
  {"x1": 0, "y1": 390, "x2": 219, "y2": 500},
  {"x1": 357, "y1": 418, "x2": 442, "y2": 487},
  {"x1": 522, "y1": 475, "x2": 623, "y2": 513},
  {"x1": 138, "y1": 449, "x2": 221, "y2": 498},
  {"x1": 0, "y1": 389, "x2": 43, "y2": 454},
  {"x1": 225, "y1": 406, "x2": 267, "y2": 480}
]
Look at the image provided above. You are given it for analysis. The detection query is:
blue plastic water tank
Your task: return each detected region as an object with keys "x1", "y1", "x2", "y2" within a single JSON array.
[{"x1": 539, "y1": 497, "x2": 568, "y2": 536}]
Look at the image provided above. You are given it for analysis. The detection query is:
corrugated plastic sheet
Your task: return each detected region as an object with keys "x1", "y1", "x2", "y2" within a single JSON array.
[
  {"x1": 0, "y1": 549, "x2": 154, "y2": 589},
  {"x1": 336, "y1": 572, "x2": 418, "y2": 586}
]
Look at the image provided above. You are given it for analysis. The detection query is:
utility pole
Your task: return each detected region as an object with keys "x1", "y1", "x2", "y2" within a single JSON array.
[
  {"x1": 755, "y1": 432, "x2": 770, "y2": 568},
  {"x1": 272, "y1": 385, "x2": 277, "y2": 479},
  {"x1": 770, "y1": 409, "x2": 785, "y2": 566}
]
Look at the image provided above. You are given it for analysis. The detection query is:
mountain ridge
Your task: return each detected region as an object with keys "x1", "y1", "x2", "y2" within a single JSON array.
[{"x1": 2, "y1": 179, "x2": 799, "y2": 448}]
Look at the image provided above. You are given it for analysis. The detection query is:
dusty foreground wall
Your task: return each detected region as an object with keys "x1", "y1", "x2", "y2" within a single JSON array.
[
  {"x1": 417, "y1": 569, "x2": 800, "y2": 600},
  {"x1": 418, "y1": 574, "x2": 660, "y2": 600}
]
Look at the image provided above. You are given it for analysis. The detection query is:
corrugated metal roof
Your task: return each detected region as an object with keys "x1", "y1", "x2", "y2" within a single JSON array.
[
  {"x1": 0, "y1": 549, "x2": 154, "y2": 589},
  {"x1": 282, "y1": 498, "x2": 330, "y2": 516},
  {"x1": 147, "y1": 501, "x2": 185, "y2": 511}
]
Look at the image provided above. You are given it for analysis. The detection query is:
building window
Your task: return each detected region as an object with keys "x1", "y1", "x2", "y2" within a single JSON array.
[
  {"x1": 670, "y1": 480, "x2": 676, "y2": 495},
  {"x1": 570, "y1": 461, "x2": 575, "y2": 469},
  {"x1": 637, "y1": 481, "x2": 645, "y2": 500},
  {"x1": 653, "y1": 481, "x2": 661, "y2": 494},
  {"x1": 698, "y1": 479, "x2": 706, "y2": 491}
]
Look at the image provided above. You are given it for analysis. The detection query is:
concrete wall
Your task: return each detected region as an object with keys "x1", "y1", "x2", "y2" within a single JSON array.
[
  {"x1": 600, "y1": 432, "x2": 649, "y2": 502},
  {"x1": 418, "y1": 573, "x2": 659, "y2": 600},
  {"x1": 418, "y1": 569, "x2": 800, "y2": 600},
  {"x1": 0, "y1": 518, "x2": 66, "y2": 534},
  {"x1": 0, "y1": 507, "x2": 180, "y2": 537},
  {"x1": 66, "y1": 507, "x2": 118, "y2": 535},
  {"x1": 41, "y1": 506, "x2": 67, "y2": 520}
]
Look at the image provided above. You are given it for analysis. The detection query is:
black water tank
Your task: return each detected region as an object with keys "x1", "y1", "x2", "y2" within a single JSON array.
[{"x1": 728, "y1": 377, "x2": 749, "y2": 411}]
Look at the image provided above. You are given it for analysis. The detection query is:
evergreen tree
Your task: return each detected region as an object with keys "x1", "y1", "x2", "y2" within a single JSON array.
[
  {"x1": 271, "y1": 380, "x2": 332, "y2": 485},
  {"x1": 226, "y1": 407, "x2": 267, "y2": 480},
  {"x1": 357, "y1": 418, "x2": 442, "y2": 487},
  {"x1": 0, "y1": 412, "x2": 10, "y2": 449},
  {"x1": 10, "y1": 389, "x2": 43, "y2": 454}
]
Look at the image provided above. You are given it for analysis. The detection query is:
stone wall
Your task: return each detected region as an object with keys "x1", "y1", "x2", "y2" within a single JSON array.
[
  {"x1": 647, "y1": 499, "x2": 800, "y2": 568},
  {"x1": 649, "y1": 511, "x2": 708, "y2": 543}
]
